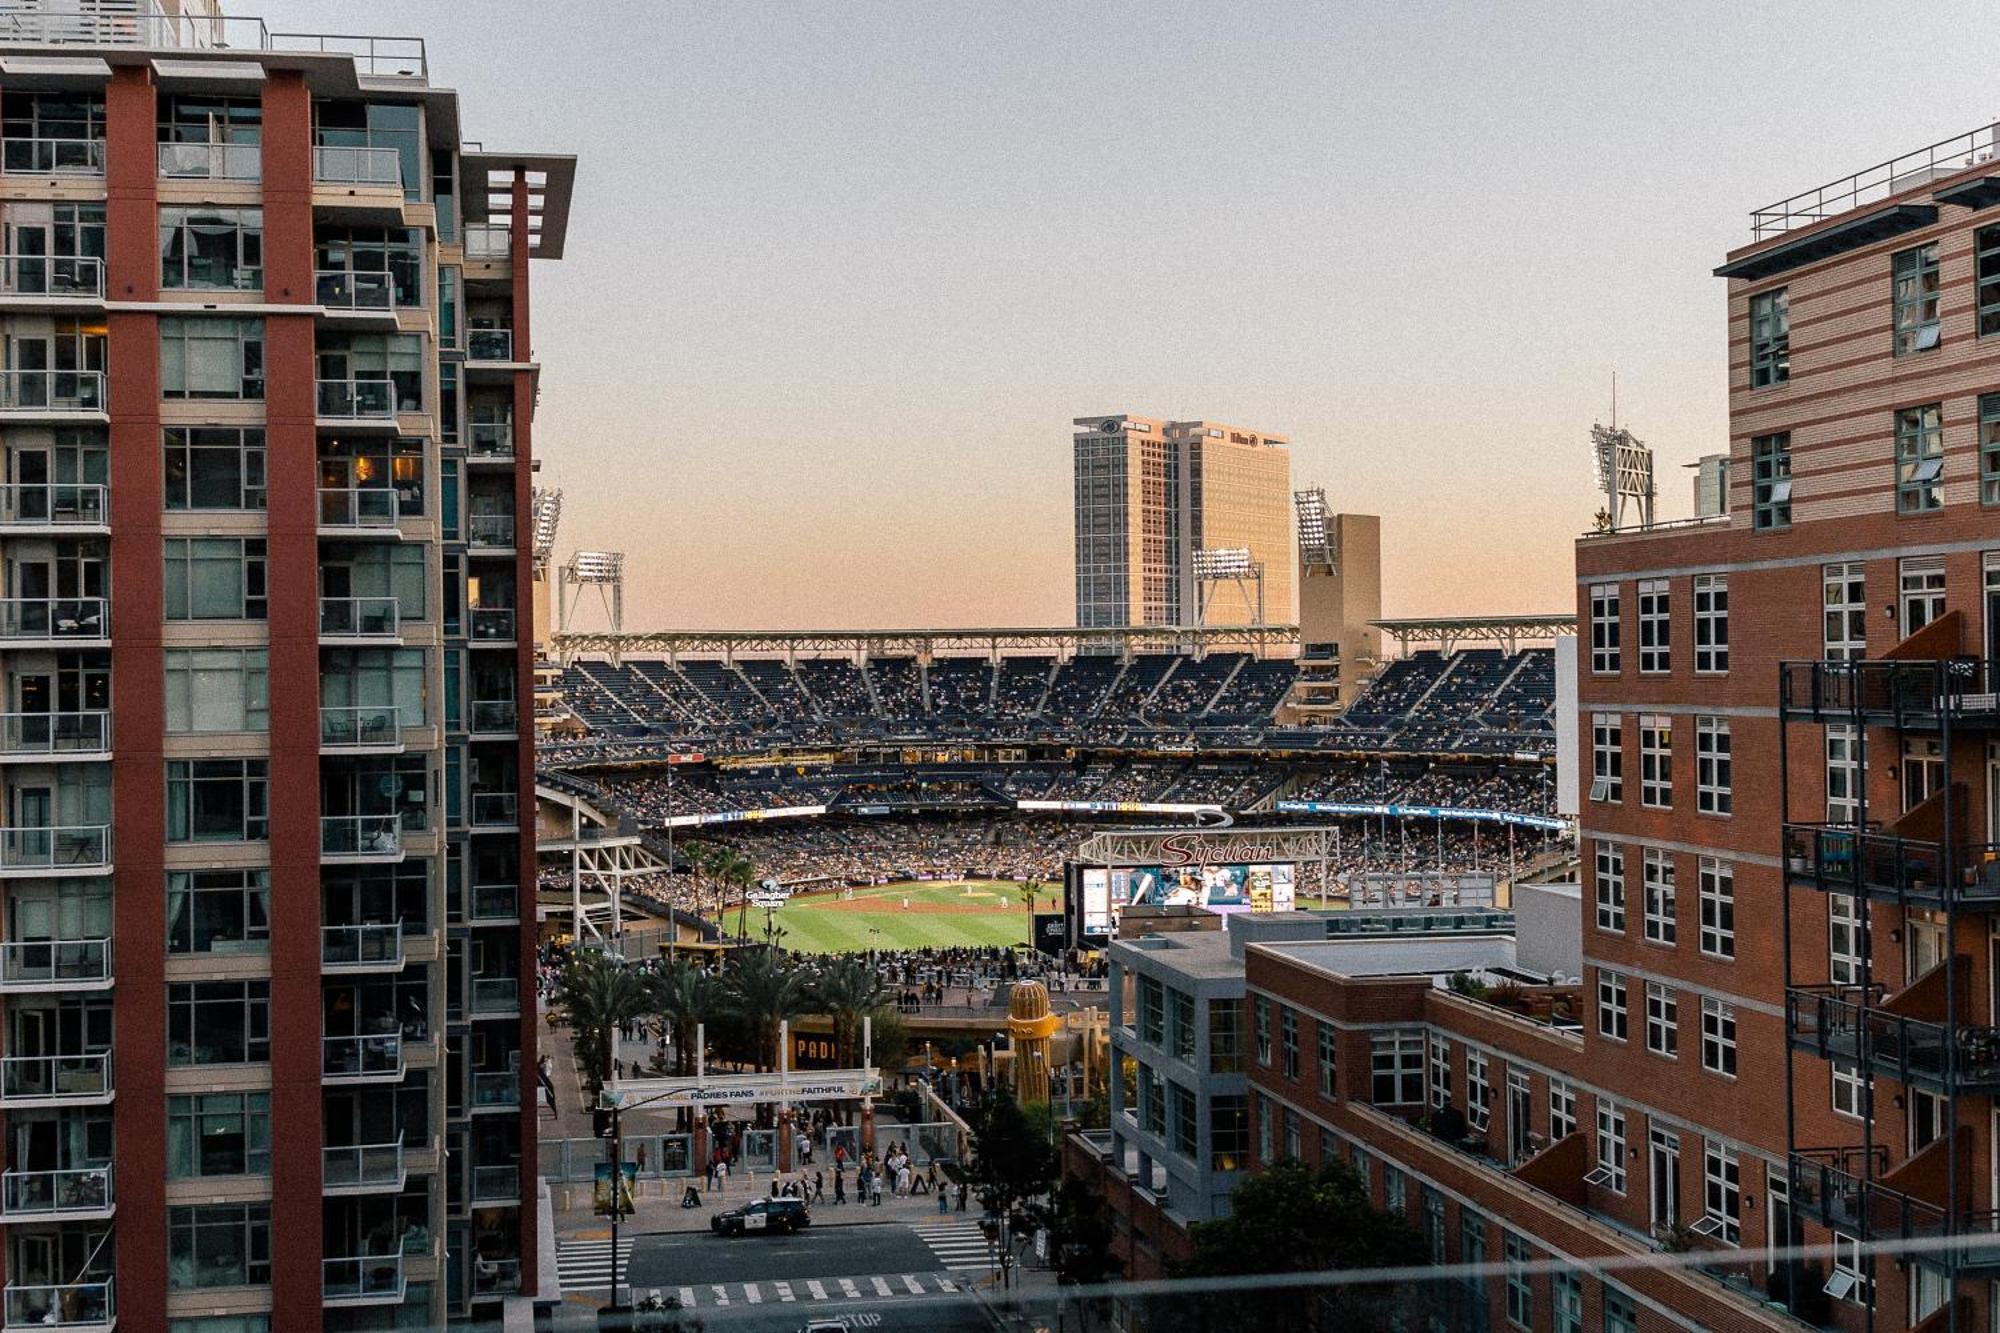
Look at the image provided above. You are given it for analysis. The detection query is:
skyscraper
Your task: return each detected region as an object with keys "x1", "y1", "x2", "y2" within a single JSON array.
[
  {"x1": 1072, "y1": 415, "x2": 1293, "y2": 629},
  {"x1": 0, "y1": 4, "x2": 566, "y2": 1327}
]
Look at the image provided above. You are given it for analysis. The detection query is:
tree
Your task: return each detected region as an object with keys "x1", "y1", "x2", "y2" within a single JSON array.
[
  {"x1": 811, "y1": 958, "x2": 884, "y2": 1067},
  {"x1": 557, "y1": 950, "x2": 650, "y2": 1102},
  {"x1": 649, "y1": 957, "x2": 726, "y2": 1077},
  {"x1": 967, "y1": 1091, "x2": 1057, "y2": 1217},
  {"x1": 1170, "y1": 1159, "x2": 1431, "y2": 1333},
  {"x1": 1041, "y1": 1175, "x2": 1117, "y2": 1287},
  {"x1": 723, "y1": 948, "x2": 808, "y2": 1073}
]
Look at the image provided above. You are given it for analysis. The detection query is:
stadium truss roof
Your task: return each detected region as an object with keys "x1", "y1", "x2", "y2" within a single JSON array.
[
  {"x1": 1370, "y1": 614, "x2": 1576, "y2": 656},
  {"x1": 549, "y1": 624, "x2": 1301, "y2": 665}
]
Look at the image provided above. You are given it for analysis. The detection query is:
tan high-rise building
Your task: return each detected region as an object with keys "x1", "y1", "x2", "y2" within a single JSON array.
[
  {"x1": 1072, "y1": 414, "x2": 1292, "y2": 628},
  {"x1": 1293, "y1": 495, "x2": 1381, "y2": 713}
]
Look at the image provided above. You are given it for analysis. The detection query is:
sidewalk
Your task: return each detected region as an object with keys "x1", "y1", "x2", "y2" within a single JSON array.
[{"x1": 553, "y1": 1169, "x2": 977, "y2": 1240}]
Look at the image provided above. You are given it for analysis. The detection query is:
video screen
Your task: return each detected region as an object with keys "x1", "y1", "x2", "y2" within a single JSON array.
[{"x1": 1079, "y1": 863, "x2": 1295, "y2": 937}]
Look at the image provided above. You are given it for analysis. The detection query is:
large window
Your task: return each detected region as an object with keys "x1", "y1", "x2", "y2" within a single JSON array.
[
  {"x1": 1591, "y1": 714, "x2": 1622, "y2": 803},
  {"x1": 1252, "y1": 996, "x2": 1270, "y2": 1065},
  {"x1": 1752, "y1": 432, "x2": 1792, "y2": 529},
  {"x1": 1549, "y1": 1080, "x2": 1576, "y2": 1139},
  {"x1": 1279, "y1": 1007, "x2": 1298, "y2": 1079},
  {"x1": 1900, "y1": 556, "x2": 1946, "y2": 636},
  {"x1": 1589, "y1": 583, "x2": 1619, "y2": 673},
  {"x1": 1895, "y1": 403, "x2": 1944, "y2": 513},
  {"x1": 1465, "y1": 1049, "x2": 1490, "y2": 1131},
  {"x1": 166, "y1": 869, "x2": 270, "y2": 955},
  {"x1": 1696, "y1": 716, "x2": 1732, "y2": 815},
  {"x1": 165, "y1": 649, "x2": 268, "y2": 733},
  {"x1": 1639, "y1": 716, "x2": 1672, "y2": 809},
  {"x1": 1701, "y1": 998, "x2": 1738, "y2": 1077},
  {"x1": 1168, "y1": 988, "x2": 1195, "y2": 1064},
  {"x1": 1369, "y1": 1032, "x2": 1423, "y2": 1105},
  {"x1": 1644, "y1": 981, "x2": 1678, "y2": 1057},
  {"x1": 1701, "y1": 1140, "x2": 1741, "y2": 1245},
  {"x1": 1823, "y1": 563, "x2": 1866, "y2": 659},
  {"x1": 1596, "y1": 969, "x2": 1628, "y2": 1041},
  {"x1": 1698, "y1": 859, "x2": 1735, "y2": 960},
  {"x1": 1136, "y1": 975, "x2": 1163, "y2": 1045},
  {"x1": 168, "y1": 1203, "x2": 271, "y2": 1289},
  {"x1": 1593, "y1": 1100, "x2": 1627, "y2": 1192},
  {"x1": 1317, "y1": 1021, "x2": 1335, "y2": 1097},
  {"x1": 1892, "y1": 243, "x2": 1941, "y2": 355},
  {"x1": 1504, "y1": 1232, "x2": 1533, "y2": 1328},
  {"x1": 1429, "y1": 1036, "x2": 1451, "y2": 1110},
  {"x1": 164, "y1": 427, "x2": 265, "y2": 510},
  {"x1": 1749, "y1": 287, "x2": 1789, "y2": 386},
  {"x1": 1208, "y1": 999, "x2": 1244, "y2": 1073},
  {"x1": 166, "y1": 759, "x2": 268, "y2": 843},
  {"x1": 1637, "y1": 578, "x2": 1670, "y2": 673},
  {"x1": 168, "y1": 1092, "x2": 271, "y2": 1178},
  {"x1": 1593, "y1": 842, "x2": 1625, "y2": 932},
  {"x1": 316, "y1": 226, "x2": 424, "y2": 308},
  {"x1": 159, "y1": 207, "x2": 262, "y2": 290},
  {"x1": 1826, "y1": 726, "x2": 1861, "y2": 824},
  {"x1": 167, "y1": 980, "x2": 270, "y2": 1065},
  {"x1": 1981, "y1": 225, "x2": 2000, "y2": 336},
  {"x1": 1642, "y1": 848, "x2": 1676, "y2": 945},
  {"x1": 1832, "y1": 1059, "x2": 1870, "y2": 1120},
  {"x1": 159, "y1": 316, "x2": 264, "y2": 400},
  {"x1": 1693, "y1": 574, "x2": 1728, "y2": 673},
  {"x1": 1169, "y1": 1082, "x2": 1197, "y2": 1158},
  {"x1": 1209, "y1": 1094, "x2": 1249, "y2": 1171},
  {"x1": 1830, "y1": 894, "x2": 1865, "y2": 986},
  {"x1": 164, "y1": 537, "x2": 266, "y2": 620}
]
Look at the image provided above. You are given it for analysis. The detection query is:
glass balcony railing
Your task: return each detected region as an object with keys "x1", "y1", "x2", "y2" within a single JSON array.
[
  {"x1": 471, "y1": 1164, "x2": 520, "y2": 1202},
  {"x1": 467, "y1": 421, "x2": 513, "y2": 459},
  {"x1": 313, "y1": 145, "x2": 402, "y2": 187},
  {"x1": 464, "y1": 224, "x2": 510, "y2": 261},
  {"x1": 0, "y1": 826, "x2": 110, "y2": 873},
  {"x1": 466, "y1": 329, "x2": 513, "y2": 362},
  {"x1": 1, "y1": 1280, "x2": 113, "y2": 1330},
  {"x1": 470, "y1": 1070, "x2": 519, "y2": 1110},
  {"x1": 0, "y1": 256, "x2": 102, "y2": 300},
  {"x1": 321, "y1": 921, "x2": 403, "y2": 971},
  {"x1": 0, "y1": 598, "x2": 105, "y2": 642},
  {"x1": 469, "y1": 608, "x2": 516, "y2": 642},
  {"x1": 323, "y1": 1253, "x2": 404, "y2": 1304},
  {"x1": 0, "y1": 1052, "x2": 111, "y2": 1104},
  {"x1": 469, "y1": 700, "x2": 517, "y2": 734},
  {"x1": 320, "y1": 815, "x2": 403, "y2": 860},
  {"x1": 318, "y1": 486, "x2": 399, "y2": 530},
  {"x1": 316, "y1": 269, "x2": 397, "y2": 311},
  {"x1": 318, "y1": 596, "x2": 400, "y2": 640},
  {"x1": 472, "y1": 1256, "x2": 521, "y2": 1296},
  {"x1": 0, "y1": 938, "x2": 111, "y2": 989},
  {"x1": 0, "y1": 137, "x2": 104, "y2": 177},
  {"x1": 322, "y1": 1136, "x2": 405, "y2": 1194},
  {"x1": 467, "y1": 883, "x2": 517, "y2": 922},
  {"x1": 320, "y1": 705, "x2": 401, "y2": 750},
  {"x1": 0, "y1": 1164, "x2": 111, "y2": 1218},
  {"x1": 157, "y1": 140, "x2": 259, "y2": 180},
  {"x1": 470, "y1": 792, "x2": 518, "y2": 828},
  {"x1": 323, "y1": 1033, "x2": 405, "y2": 1082},
  {"x1": 317, "y1": 377, "x2": 396, "y2": 420},
  {"x1": 0, "y1": 484, "x2": 106, "y2": 529},
  {"x1": 467, "y1": 514, "x2": 515, "y2": 548},
  {"x1": 469, "y1": 976, "x2": 519, "y2": 1015},
  {"x1": 0, "y1": 371, "x2": 103, "y2": 415},
  {"x1": 0, "y1": 710, "x2": 109, "y2": 757}
]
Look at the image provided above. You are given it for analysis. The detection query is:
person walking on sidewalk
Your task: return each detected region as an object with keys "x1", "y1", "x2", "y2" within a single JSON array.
[{"x1": 833, "y1": 1165, "x2": 846, "y2": 1206}]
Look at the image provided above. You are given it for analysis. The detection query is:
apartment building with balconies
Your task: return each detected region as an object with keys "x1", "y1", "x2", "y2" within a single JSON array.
[{"x1": 0, "y1": 3, "x2": 570, "y2": 1329}]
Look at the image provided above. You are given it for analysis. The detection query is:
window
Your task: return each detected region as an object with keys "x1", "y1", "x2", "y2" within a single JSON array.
[
  {"x1": 166, "y1": 869, "x2": 269, "y2": 954},
  {"x1": 169, "y1": 1203, "x2": 271, "y2": 1289},
  {"x1": 1909, "y1": 1264, "x2": 1948, "y2": 1324},
  {"x1": 1596, "y1": 970, "x2": 1628, "y2": 1041},
  {"x1": 1370, "y1": 1032, "x2": 1423, "y2": 1105},
  {"x1": 1895, "y1": 403, "x2": 1945, "y2": 513},
  {"x1": 1421, "y1": 1187, "x2": 1446, "y2": 1263},
  {"x1": 1603, "y1": 1285, "x2": 1638, "y2": 1333},
  {"x1": 1639, "y1": 716, "x2": 1672, "y2": 809},
  {"x1": 170, "y1": 1319, "x2": 271, "y2": 1333},
  {"x1": 1279, "y1": 1007, "x2": 1298, "y2": 1078},
  {"x1": 1589, "y1": 583, "x2": 1620, "y2": 673},
  {"x1": 1549, "y1": 1079, "x2": 1576, "y2": 1139},
  {"x1": 164, "y1": 537, "x2": 266, "y2": 620},
  {"x1": 1169, "y1": 1083, "x2": 1197, "y2": 1158},
  {"x1": 1823, "y1": 562, "x2": 1866, "y2": 659},
  {"x1": 1701, "y1": 1140, "x2": 1741, "y2": 1245},
  {"x1": 1693, "y1": 574, "x2": 1728, "y2": 673},
  {"x1": 1642, "y1": 848, "x2": 1676, "y2": 945},
  {"x1": 1910, "y1": 1087, "x2": 1947, "y2": 1152},
  {"x1": 1466, "y1": 1049, "x2": 1491, "y2": 1131},
  {"x1": 1281, "y1": 1106, "x2": 1300, "y2": 1161},
  {"x1": 1749, "y1": 287, "x2": 1789, "y2": 386},
  {"x1": 1317, "y1": 1021, "x2": 1335, "y2": 1096},
  {"x1": 166, "y1": 759, "x2": 268, "y2": 842},
  {"x1": 1209, "y1": 1094, "x2": 1249, "y2": 1171},
  {"x1": 164, "y1": 649, "x2": 268, "y2": 733},
  {"x1": 1752, "y1": 433, "x2": 1791, "y2": 529},
  {"x1": 1594, "y1": 1100, "x2": 1627, "y2": 1192},
  {"x1": 1137, "y1": 1066, "x2": 1163, "y2": 1134},
  {"x1": 167, "y1": 980, "x2": 270, "y2": 1065},
  {"x1": 1983, "y1": 393, "x2": 2000, "y2": 505},
  {"x1": 1208, "y1": 999, "x2": 1244, "y2": 1073},
  {"x1": 1553, "y1": 1271, "x2": 1583, "y2": 1333},
  {"x1": 1900, "y1": 556, "x2": 1946, "y2": 636},
  {"x1": 1593, "y1": 843, "x2": 1625, "y2": 932},
  {"x1": 315, "y1": 225, "x2": 424, "y2": 308},
  {"x1": 1381, "y1": 1163, "x2": 1405, "y2": 1215},
  {"x1": 1637, "y1": 578, "x2": 1670, "y2": 673},
  {"x1": 1504, "y1": 1232, "x2": 1532, "y2": 1328},
  {"x1": 1832, "y1": 1059, "x2": 1870, "y2": 1120},
  {"x1": 1826, "y1": 1232, "x2": 1870, "y2": 1305},
  {"x1": 163, "y1": 427, "x2": 264, "y2": 510},
  {"x1": 1825, "y1": 726, "x2": 1861, "y2": 824},
  {"x1": 1701, "y1": 997, "x2": 1738, "y2": 1077},
  {"x1": 1169, "y1": 988, "x2": 1195, "y2": 1064},
  {"x1": 1698, "y1": 859, "x2": 1735, "y2": 960},
  {"x1": 1591, "y1": 714, "x2": 1622, "y2": 803},
  {"x1": 1429, "y1": 1035, "x2": 1451, "y2": 1110},
  {"x1": 168, "y1": 1092, "x2": 270, "y2": 1178},
  {"x1": 1696, "y1": 716, "x2": 1732, "y2": 815},
  {"x1": 1829, "y1": 894, "x2": 1865, "y2": 986},
  {"x1": 1892, "y1": 243, "x2": 1941, "y2": 355},
  {"x1": 1136, "y1": 975, "x2": 1163, "y2": 1045},
  {"x1": 159, "y1": 207, "x2": 261, "y2": 290},
  {"x1": 1253, "y1": 996, "x2": 1270, "y2": 1065},
  {"x1": 1644, "y1": 982, "x2": 1678, "y2": 1057},
  {"x1": 159, "y1": 316, "x2": 263, "y2": 399}
]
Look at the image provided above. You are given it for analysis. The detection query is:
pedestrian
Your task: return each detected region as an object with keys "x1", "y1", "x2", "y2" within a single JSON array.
[
  {"x1": 814, "y1": 1170, "x2": 825, "y2": 1204},
  {"x1": 834, "y1": 1167, "x2": 847, "y2": 1206},
  {"x1": 937, "y1": 1183, "x2": 950, "y2": 1215},
  {"x1": 955, "y1": 1182, "x2": 967, "y2": 1212},
  {"x1": 717, "y1": 1158, "x2": 729, "y2": 1192}
]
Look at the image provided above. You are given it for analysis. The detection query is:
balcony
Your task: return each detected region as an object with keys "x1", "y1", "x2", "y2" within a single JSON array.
[
  {"x1": 316, "y1": 377, "x2": 398, "y2": 426},
  {"x1": 0, "y1": 599, "x2": 106, "y2": 647},
  {"x1": 1, "y1": 1280, "x2": 113, "y2": 1331},
  {"x1": 323, "y1": 1033, "x2": 405, "y2": 1084},
  {"x1": 468, "y1": 608, "x2": 516, "y2": 644},
  {"x1": 0, "y1": 371, "x2": 104, "y2": 420},
  {"x1": 0, "y1": 711, "x2": 109, "y2": 761},
  {"x1": 471, "y1": 1164, "x2": 520, "y2": 1203},
  {"x1": 469, "y1": 1070, "x2": 519, "y2": 1112},
  {"x1": 323, "y1": 1253, "x2": 403, "y2": 1306},
  {"x1": 1791, "y1": 1148, "x2": 2000, "y2": 1273},
  {"x1": 0, "y1": 485, "x2": 107, "y2": 534},
  {"x1": 1781, "y1": 658, "x2": 2000, "y2": 732},
  {"x1": 470, "y1": 792, "x2": 518, "y2": 829},
  {"x1": 1785, "y1": 822, "x2": 2000, "y2": 912},
  {"x1": 313, "y1": 145, "x2": 402, "y2": 188},
  {"x1": 467, "y1": 514, "x2": 515, "y2": 551},
  {"x1": 0, "y1": 1164, "x2": 112, "y2": 1221},
  {"x1": 472, "y1": 1256, "x2": 521, "y2": 1297},
  {"x1": 468, "y1": 700, "x2": 517, "y2": 736},
  {"x1": 320, "y1": 705, "x2": 403, "y2": 754},
  {"x1": 317, "y1": 486, "x2": 400, "y2": 535},
  {"x1": 464, "y1": 224, "x2": 511, "y2": 262},
  {"x1": 0, "y1": 257, "x2": 103, "y2": 304},
  {"x1": 469, "y1": 976, "x2": 519, "y2": 1017},
  {"x1": 321, "y1": 922, "x2": 405, "y2": 973},
  {"x1": 0, "y1": 939, "x2": 112, "y2": 993},
  {"x1": 1788, "y1": 983, "x2": 2000, "y2": 1094},
  {"x1": 320, "y1": 815, "x2": 403, "y2": 863},
  {"x1": 322, "y1": 1137, "x2": 407, "y2": 1196},
  {"x1": 466, "y1": 882, "x2": 517, "y2": 923},
  {"x1": 0, "y1": 1053, "x2": 111, "y2": 1108},
  {"x1": 466, "y1": 422, "x2": 514, "y2": 462},
  {"x1": 318, "y1": 596, "x2": 400, "y2": 644},
  {"x1": 465, "y1": 329, "x2": 514, "y2": 363},
  {"x1": 157, "y1": 141, "x2": 259, "y2": 181},
  {"x1": 0, "y1": 137, "x2": 104, "y2": 178},
  {"x1": 315, "y1": 269, "x2": 399, "y2": 315},
  {"x1": 0, "y1": 826, "x2": 110, "y2": 876}
]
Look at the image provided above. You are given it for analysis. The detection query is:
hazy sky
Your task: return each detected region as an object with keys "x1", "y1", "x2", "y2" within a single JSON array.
[{"x1": 263, "y1": 0, "x2": 2000, "y2": 631}]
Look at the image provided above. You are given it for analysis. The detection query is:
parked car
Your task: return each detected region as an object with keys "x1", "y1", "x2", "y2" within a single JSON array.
[{"x1": 711, "y1": 1196, "x2": 811, "y2": 1236}]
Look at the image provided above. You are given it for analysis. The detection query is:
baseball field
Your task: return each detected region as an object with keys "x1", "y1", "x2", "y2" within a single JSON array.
[{"x1": 718, "y1": 879, "x2": 1046, "y2": 955}]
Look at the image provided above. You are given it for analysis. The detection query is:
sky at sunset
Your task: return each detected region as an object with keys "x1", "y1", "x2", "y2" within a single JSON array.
[{"x1": 265, "y1": 0, "x2": 2000, "y2": 631}]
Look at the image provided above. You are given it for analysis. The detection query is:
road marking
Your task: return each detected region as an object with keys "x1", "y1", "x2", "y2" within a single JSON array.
[
  {"x1": 902, "y1": 1274, "x2": 925, "y2": 1293},
  {"x1": 775, "y1": 1281, "x2": 795, "y2": 1302},
  {"x1": 839, "y1": 1277, "x2": 860, "y2": 1298},
  {"x1": 711, "y1": 1284, "x2": 730, "y2": 1306},
  {"x1": 678, "y1": 1287, "x2": 696, "y2": 1308},
  {"x1": 807, "y1": 1280, "x2": 827, "y2": 1300},
  {"x1": 744, "y1": 1283, "x2": 762, "y2": 1304},
  {"x1": 871, "y1": 1276, "x2": 892, "y2": 1297},
  {"x1": 938, "y1": 1277, "x2": 958, "y2": 1292}
]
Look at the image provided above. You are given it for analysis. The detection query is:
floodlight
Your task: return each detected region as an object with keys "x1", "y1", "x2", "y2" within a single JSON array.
[
  {"x1": 570, "y1": 551, "x2": 624, "y2": 583},
  {"x1": 1294, "y1": 488, "x2": 1333, "y2": 569},
  {"x1": 1192, "y1": 547, "x2": 1253, "y2": 580}
]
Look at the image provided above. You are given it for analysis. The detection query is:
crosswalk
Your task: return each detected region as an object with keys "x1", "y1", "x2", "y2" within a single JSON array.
[
  {"x1": 555, "y1": 1236, "x2": 635, "y2": 1292},
  {"x1": 619, "y1": 1273, "x2": 964, "y2": 1308},
  {"x1": 910, "y1": 1219, "x2": 996, "y2": 1272}
]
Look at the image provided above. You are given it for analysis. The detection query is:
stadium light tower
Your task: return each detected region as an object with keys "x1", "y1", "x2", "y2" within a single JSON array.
[
  {"x1": 530, "y1": 487, "x2": 563, "y2": 581},
  {"x1": 1295, "y1": 487, "x2": 1335, "y2": 573},
  {"x1": 1591, "y1": 422, "x2": 1655, "y2": 532},
  {"x1": 559, "y1": 549, "x2": 626, "y2": 659},
  {"x1": 1192, "y1": 545, "x2": 1265, "y2": 628}
]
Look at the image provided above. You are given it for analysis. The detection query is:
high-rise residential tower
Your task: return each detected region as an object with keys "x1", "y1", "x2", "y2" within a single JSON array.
[
  {"x1": 0, "y1": 4, "x2": 569, "y2": 1328},
  {"x1": 1072, "y1": 414, "x2": 1293, "y2": 629}
]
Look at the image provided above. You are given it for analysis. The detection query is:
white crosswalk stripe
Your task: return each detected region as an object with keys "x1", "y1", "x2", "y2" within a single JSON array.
[
  {"x1": 554, "y1": 1238, "x2": 636, "y2": 1293},
  {"x1": 744, "y1": 1283, "x2": 762, "y2": 1304},
  {"x1": 910, "y1": 1220, "x2": 996, "y2": 1271},
  {"x1": 655, "y1": 1273, "x2": 967, "y2": 1308},
  {"x1": 839, "y1": 1277, "x2": 860, "y2": 1299},
  {"x1": 807, "y1": 1280, "x2": 827, "y2": 1300},
  {"x1": 871, "y1": 1276, "x2": 893, "y2": 1297},
  {"x1": 678, "y1": 1287, "x2": 697, "y2": 1308},
  {"x1": 774, "y1": 1281, "x2": 795, "y2": 1302}
]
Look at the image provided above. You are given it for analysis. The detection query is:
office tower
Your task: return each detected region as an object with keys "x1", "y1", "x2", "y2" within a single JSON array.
[
  {"x1": 1072, "y1": 415, "x2": 1293, "y2": 629},
  {"x1": 1689, "y1": 451, "x2": 1731, "y2": 517},
  {"x1": 0, "y1": 5, "x2": 570, "y2": 1329}
]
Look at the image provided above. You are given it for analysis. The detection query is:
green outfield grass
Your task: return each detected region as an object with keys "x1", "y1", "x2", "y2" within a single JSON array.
[{"x1": 718, "y1": 880, "x2": 1041, "y2": 955}]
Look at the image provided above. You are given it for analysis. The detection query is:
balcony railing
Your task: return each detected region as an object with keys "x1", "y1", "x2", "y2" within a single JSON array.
[
  {"x1": 470, "y1": 792, "x2": 519, "y2": 828},
  {"x1": 1790, "y1": 1148, "x2": 2000, "y2": 1270},
  {"x1": 1785, "y1": 822, "x2": 2000, "y2": 911},
  {"x1": 472, "y1": 1255, "x2": 521, "y2": 1296},
  {"x1": 470, "y1": 1070, "x2": 518, "y2": 1110},
  {"x1": 322, "y1": 1137, "x2": 405, "y2": 1194},
  {"x1": 0, "y1": 826, "x2": 110, "y2": 873},
  {"x1": 466, "y1": 329, "x2": 513, "y2": 362},
  {"x1": 464, "y1": 224, "x2": 511, "y2": 261},
  {"x1": 0, "y1": 1052, "x2": 111, "y2": 1105},
  {"x1": 322, "y1": 921, "x2": 404, "y2": 971},
  {"x1": 467, "y1": 882, "x2": 517, "y2": 922},
  {"x1": 323, "y1": 1033, "x2": 404, "y2": 1083},
  {"x1": 0, "y1": 371, "x2": 104, "y2": 415},
  {"x1": 157, "y1": 140, "x2": 260, "y2": 181},
  {"x1": 0, "y1": 137, "x2": 104, "y2": 177},
  {"x1": 313, "y1": 145, "x2": 402, "y2": 187},
  {"x1": 469, "y1": 608, "x2": 516, "y2": 642},
  {"x1": 316, "y1": 268, "x2": 398, "y2": 311},
  {"x1": 320, "y1": 815, "x2": 403, "y2": 860},
  {"x1": 317, "y1": 376, "x2": 396, "y2": 420},
  {"x1": 0, "y1": 598, "x2": 106, "y2": 643},
  {"x1": 319, "y1": 596, "x2": 400, "y2": 640},
  {"x1": 1751, "y1": 121, "x2": 2000, "y2": 238},
  {"x1": 318, "y1": 485, "x2": 399, "y2": 531},
  {"x1": 467, "y1": 514, "x2": 515, "y2": 549},
  {"x1": 467, "y1": 422, "x2": 514, "y2": 459},
  {"x1": 0, "y1": 711, "x2": 109, "y2": 758},
  {"x1": 0, "y1": 256, "x2": 103, "y2": 301},
  {"x1": 471, "y1": 1163, "x2": 520, "y2": 1202},
  {"x1": 1, "y1": 1280, "x2": 113, "y2": 1330},
  {"x1": 0, "y1": 1164, "x2": 111, "y2": 1219},
  {"x1": 0, "y1": 484, "x2": 107, "y2": 529},
  {"x1": 1782, "y1": 658, "x2": 2000, "y2": 730},
  {"x1": 469, "y1": 700, "x2": 517, "y2": 733},
  {"x1": 1788, "y1": 983, "x2": 2000, "y2": 1093},
  {"x1": 323, "y1": 1253, "x2": 404, "y2": 1305},
  {"x1": 0, "y1": 938, "x2": 111, "y2": 990},
  {"x1": 469, "y1": 976, "x2": 519, "y2": 1015},
  {"x1": 320, "y1": 705, "x2": 401, "y2": 750}
]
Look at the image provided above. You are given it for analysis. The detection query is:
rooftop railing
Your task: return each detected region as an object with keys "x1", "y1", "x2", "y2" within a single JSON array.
[
  {"x1": 0, "y1": 7, "x2": 429, "y2": 80},
  {"x1": 1751, "y1": 121, "x2": 2000, "y2": 239}
]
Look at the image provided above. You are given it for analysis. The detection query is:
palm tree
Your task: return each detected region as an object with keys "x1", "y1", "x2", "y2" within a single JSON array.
[
  {"x1": 708, "y1": 848, "x2": 758, "y2": 942},
  {"x1": 724, "y1": 948, "x2": 809, "y2": 1073},
  {"x1": 557, "y1": 950, "x2": 650, "y2": 1102},
  {"x1": 649, "y1": 957, "x2": 727, "y2": 1077},
  {"x1": 811, "y1": 957, "x2": 884, "y2": 1068}
]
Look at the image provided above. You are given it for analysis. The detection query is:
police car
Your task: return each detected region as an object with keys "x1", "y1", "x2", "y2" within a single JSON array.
[{"x1": 710, "y1": 1195, "x2": 811, "y2": 1236}]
